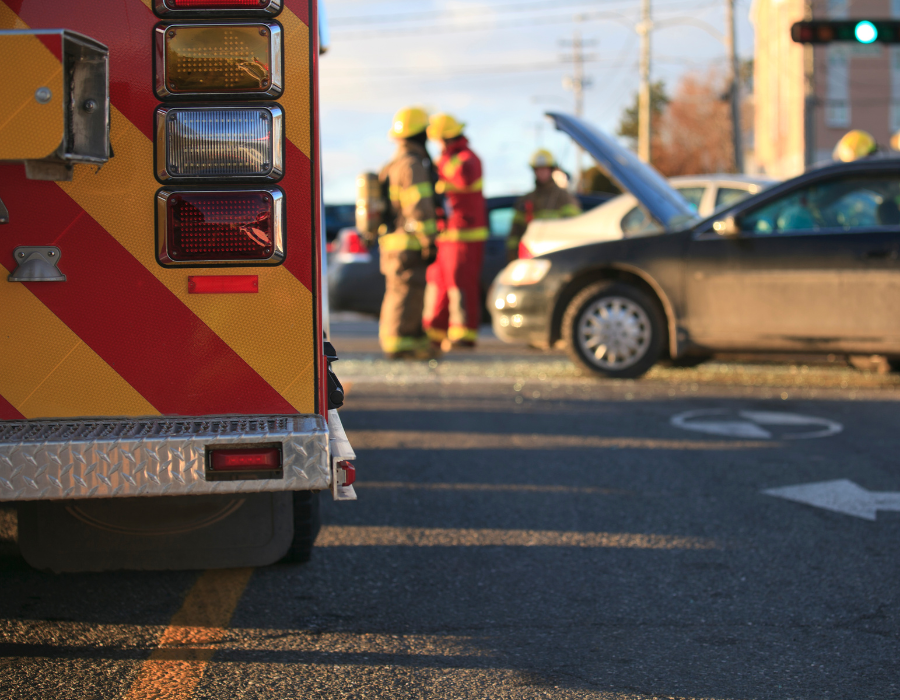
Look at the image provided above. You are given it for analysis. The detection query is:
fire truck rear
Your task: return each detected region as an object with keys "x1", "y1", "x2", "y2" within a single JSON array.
[{"x1": 0, "y1": 0, "x2": 355, "y2": 572}]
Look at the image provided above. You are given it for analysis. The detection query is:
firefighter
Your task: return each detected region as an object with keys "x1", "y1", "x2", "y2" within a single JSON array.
[
  {"x1": 377, "y1": 106, "x2": 439, "y2": 359},
  {"x1": 833, "y1": 130, "x2": 877, "y2": 162},
  {"x1": 507, "y1": 149, "x2": 581, "y2": 261},
  {"x1": 423, "y1": 113, "x2": 488, "y2": 350}
]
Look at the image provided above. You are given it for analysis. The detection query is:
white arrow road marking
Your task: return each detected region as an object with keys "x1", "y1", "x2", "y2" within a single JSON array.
[
  {"x1": 763, "y1": 479, "x2": 900, "y2": 521},
  {"x1": 671, "y1": 409, "x2": 843, "y2": 440}
]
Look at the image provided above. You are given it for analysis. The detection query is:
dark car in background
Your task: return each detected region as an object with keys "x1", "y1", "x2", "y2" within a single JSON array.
[
  {"x1": 490, "y1": 112, "x2": 900, "y2": 378},
  {"x1": 324, "y1": 203, "x2": 356, "y2": 244},
  {"x1": 328, "y1": 193, "x2": 611, "y2": 317}
]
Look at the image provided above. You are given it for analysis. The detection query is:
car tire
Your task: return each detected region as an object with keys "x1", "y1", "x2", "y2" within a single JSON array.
[
  {"x1": 562, "y1": 281, "x2": 665, "y2": 379},
  {"x1": 280, "y1": 490, "x2": 321, "y2": 564}
]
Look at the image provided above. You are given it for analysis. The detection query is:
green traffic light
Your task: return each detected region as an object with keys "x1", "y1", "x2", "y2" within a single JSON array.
[{"x1": 855, "y1": 20, "x2": 878, "y2": 43}]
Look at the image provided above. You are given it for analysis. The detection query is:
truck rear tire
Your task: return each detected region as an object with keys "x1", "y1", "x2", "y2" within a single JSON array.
[{"x1": 280, "y1": 490, "x2": 321, "y2": 563}]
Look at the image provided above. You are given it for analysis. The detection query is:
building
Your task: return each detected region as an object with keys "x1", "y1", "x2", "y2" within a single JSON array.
[{"x1": 752, "y1": 0, "x2": 899, "y2": 178}]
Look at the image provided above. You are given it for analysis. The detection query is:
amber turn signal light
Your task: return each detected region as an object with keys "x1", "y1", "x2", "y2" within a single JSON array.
[{"x1": 154, "y1": 22, "x2": 283, "y2": 99}]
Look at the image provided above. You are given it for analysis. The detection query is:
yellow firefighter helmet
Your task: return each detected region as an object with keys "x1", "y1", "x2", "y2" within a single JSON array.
[
  {"x1": 833, "y1": 130, "x2": 877, "y2": 162},
  {"x1": 388, "y1": 106, "x2": 429, "y2": 139},
  {"x1": 529, "y1": 148, "x2": 557, "y2": 168},
  {"x1": 890, "y1": 130, "x2": 900, "y2": 152},
  {"x1": 427, "y1": 113, "x2": 465, "y2": 140}
]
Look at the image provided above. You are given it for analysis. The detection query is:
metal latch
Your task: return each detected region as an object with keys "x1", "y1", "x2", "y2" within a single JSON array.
[
  {"x1": 8, "y1": 246, "x2": 66, "y2": 282},
  {"x1": 0, "y1": 197, "x2": 7, "y2": 224}
]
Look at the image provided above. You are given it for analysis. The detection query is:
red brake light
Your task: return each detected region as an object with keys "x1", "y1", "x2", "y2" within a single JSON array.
[
  {"x1": 157, "y1": 188, "x2": 284, "y2": 266},
  {"x1": 209, "y1": 447, "x2": 280, "y2": 471},
  {"x1": 341, "y1": 231, "x2": 368, "y2": 255},
  {"x1": 518, "y1": 241, "x2": 533, "y2": 259},
  {"x1": 171, "y1": 0, "x2": 269, "y2": 6}
]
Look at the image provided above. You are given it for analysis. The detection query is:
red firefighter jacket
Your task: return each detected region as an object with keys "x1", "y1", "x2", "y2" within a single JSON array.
[{"x1": 434, "y1": 136, "x2": 488, "y2": 242}]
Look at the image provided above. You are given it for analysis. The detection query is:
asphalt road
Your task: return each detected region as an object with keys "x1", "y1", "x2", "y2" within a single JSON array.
[{"x1": 1, "y1": 314, "x2": 899, "y2": 699}]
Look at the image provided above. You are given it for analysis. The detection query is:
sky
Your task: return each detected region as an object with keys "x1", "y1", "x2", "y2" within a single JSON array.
[{"x1": 319, "y1": 0, "x2": 757, "y2": 202}]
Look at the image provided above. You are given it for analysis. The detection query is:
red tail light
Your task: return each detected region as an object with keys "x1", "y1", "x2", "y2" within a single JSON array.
[
  {"x1": 156, "y1": 188, "x2": 284, "y2": 266},
  {"x1": 340, "y1": 230, "x2": 368, "y2": 255},
  {"x1": 210, "y1": 447, "x2": 280, "y2": 471},
  {"x1": 518, "y1": 241, "x2": 533, "y2": 259},
  {"x1": 171, "y1": 0, "x2": 268, "y2": 6}
]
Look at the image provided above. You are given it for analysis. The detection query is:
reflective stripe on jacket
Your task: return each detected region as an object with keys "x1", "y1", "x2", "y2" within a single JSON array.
[
  {"x1": 507, "y1": 180, "x2": 581, "y2": 248},
  {"x1": 379, "y1": 140, "x2": 437, "y2": 249},
  {"x1": 435, "y1": 136, "x2": 488, "y2": 243}
]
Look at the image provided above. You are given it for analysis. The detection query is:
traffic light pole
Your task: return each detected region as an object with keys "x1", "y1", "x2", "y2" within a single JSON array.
[
  {"x1": 802, "y1": 2, "x2": 816, "y2": 169},
  {"x1": 725, "y1": 0, "x2": 744, "y2": 173}
]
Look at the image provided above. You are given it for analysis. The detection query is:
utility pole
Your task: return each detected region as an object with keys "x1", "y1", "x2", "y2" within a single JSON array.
[
  {"x1": 562, "y1": 16, "x2": 594, "y2": 187},
  {"x1": 637, "y1": 0, "x2": 652, "y2": 163},
  {"x1": 725, "y1": 0, "x2": 744, "y2": 172},
  {"x1": 802, "y1": 0, "x2": 815, "y2": 169}
]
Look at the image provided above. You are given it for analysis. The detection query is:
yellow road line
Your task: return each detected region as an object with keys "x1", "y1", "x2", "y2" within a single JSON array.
[
  {"x1": 345, "y1": 430, "x2": 777, "y2": 451},
  {"x1": 318, "y1": 525, "x2": 717, "y2": 549},
  {"x1": 360, "y1": 481, "x2": 622, "y2": 495},
  {"x1": 124, "y1": 568, "x2": 253, "y2": 700},
  {"x1": 0, "y1": 262, "x2": 159, "y2": 418}
]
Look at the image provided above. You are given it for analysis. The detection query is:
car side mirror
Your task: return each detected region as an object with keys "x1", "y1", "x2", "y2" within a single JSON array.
[{"x1": 712, "y1": 215, "x2": 739, "y2": 237}]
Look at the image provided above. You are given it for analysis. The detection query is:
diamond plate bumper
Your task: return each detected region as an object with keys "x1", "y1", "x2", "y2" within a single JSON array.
[{"x1": 0, "y1": 414, "x2": 329, "y2": 502}]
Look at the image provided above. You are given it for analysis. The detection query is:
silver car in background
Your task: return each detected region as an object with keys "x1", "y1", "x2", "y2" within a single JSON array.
[{"x1": 521, "y1": 174, "x2": 778, "y2": 258}]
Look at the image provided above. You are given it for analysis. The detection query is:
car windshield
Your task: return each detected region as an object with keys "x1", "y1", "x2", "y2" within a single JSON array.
[
  {"x1": 677, "y1": 187, "x2": 705, "y2": 211},
  {"x1": 739, "y1": 176, "x2": 900, "y2": 234},
  {"x1": 489, "y1": 207, "x2": 515, "y2": 237}
]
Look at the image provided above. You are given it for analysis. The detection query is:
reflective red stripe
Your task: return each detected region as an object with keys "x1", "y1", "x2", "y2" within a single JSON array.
[
  {"x1": 0, "y1": 169, "x2": 296, "y2": 416},
  {"x1": 283, "y1": 0, "x2": 309, "y2": 24},
  {"x1": 34, "y1": 32, "x2": 61, "y2": 61},
  {"x1": 0, "y1": 393, "x2": 24, "y2": 420},
  {"x1": 280, "y1": 140, "x2": 313, "y2": 291}
]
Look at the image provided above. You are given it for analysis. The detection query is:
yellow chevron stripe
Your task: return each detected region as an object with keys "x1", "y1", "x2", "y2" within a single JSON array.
[
  {"x1": 279, "y1": 8, "x2": 311, "y2": 158},
  {"x1": 59, "y1": 109, "x2": 315, "y2": 413},
  {"x1": 2, "y1": 1, "x2": 315, "y2": 414},
  {"x1": 0, "y1": 263, "x2": 160, "y2": 419}
]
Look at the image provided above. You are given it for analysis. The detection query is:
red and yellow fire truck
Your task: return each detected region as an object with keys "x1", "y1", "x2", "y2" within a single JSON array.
[{"x1": 0, "y1": 0, "x2": 355, "y2": 572}]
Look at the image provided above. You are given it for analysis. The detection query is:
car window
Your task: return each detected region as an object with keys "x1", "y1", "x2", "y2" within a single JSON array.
[
  {"x1": 675, "y1": 186, "x2": 705, "y2": 212},
  {"x1": 621, "y1": 204, "x2": 664, "y2": 237},
  {"x1": 715, "y1": 187, "x2": 753, "y2": 209},
  {"x1": 489, "y1": 207, "x2": 515, "y2": 237},
  {"x1": 738, "y1": 177, "x2": 900, "y2": 235}
]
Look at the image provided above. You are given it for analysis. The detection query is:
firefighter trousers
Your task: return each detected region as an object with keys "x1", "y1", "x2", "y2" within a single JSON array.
[
  {"x1": 379, "y1": 248, "x2": 430, "y2": 354},
  {"x1": 423, "y1": 241, "x2": 485, "y2": 344}
]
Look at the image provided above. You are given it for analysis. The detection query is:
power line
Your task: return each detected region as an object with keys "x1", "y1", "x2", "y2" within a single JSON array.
[
  {"x1": 330, "y1": 0, "x2": 639, "y2": 26},
  {"x1": 330, "y1": 0, "x2": 722, "y2": 38}
]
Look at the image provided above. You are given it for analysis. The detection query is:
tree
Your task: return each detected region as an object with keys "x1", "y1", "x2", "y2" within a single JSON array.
[
  {"x1": 651, "y1": 70, "x2": 736, "y2": 177},
  {"x1": 616, "y1": 80, "x2": 669, "y2": 149}
]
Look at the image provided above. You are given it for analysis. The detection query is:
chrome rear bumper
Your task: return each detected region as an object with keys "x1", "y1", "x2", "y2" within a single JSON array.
[{"x1": 0, "y1": 414, "x2": 330, "y2": 502}]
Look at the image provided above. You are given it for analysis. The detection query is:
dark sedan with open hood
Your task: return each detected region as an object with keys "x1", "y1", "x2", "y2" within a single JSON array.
[{"x1": 490, "y1": 113, "x2": 900, "y2": 378}]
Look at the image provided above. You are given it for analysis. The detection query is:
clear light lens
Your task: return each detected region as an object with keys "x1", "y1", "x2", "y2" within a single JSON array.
[
  {"x1": 498, "y1": 259, "x2": 551, "y2": 286},
  {"x1": 164, "y1": 24, "x2": 273, "y2": 94},
  {"x1": 164, "y1": 108, "x2": 276, "y2": 179}
]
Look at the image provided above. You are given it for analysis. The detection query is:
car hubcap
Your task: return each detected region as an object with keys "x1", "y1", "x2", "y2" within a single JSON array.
[{"x1": 577, "y1": 296, "x2": 651, "y2": 370}]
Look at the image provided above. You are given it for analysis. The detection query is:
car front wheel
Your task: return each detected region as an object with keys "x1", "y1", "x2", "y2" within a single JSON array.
[{"x1": 562, "y1": 281, "x2": 664, "y2": 378}]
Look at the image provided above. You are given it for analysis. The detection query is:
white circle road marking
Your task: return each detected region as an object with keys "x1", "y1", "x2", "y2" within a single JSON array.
[{"x1": 670, "y1": 409, "x2": 843, "y2": 440}]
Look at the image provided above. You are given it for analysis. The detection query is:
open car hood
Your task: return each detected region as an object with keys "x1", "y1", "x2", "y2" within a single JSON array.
[{"x1": 546, "y1": 112, "x2": 698, "y2": 230}]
